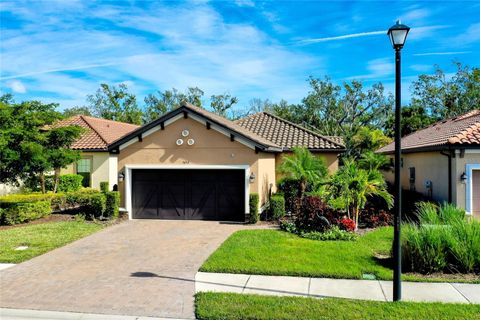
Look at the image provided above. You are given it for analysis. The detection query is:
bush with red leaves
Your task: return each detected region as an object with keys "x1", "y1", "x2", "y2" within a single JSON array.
[
  {"x1": 296, "y1": 196, "x2": 339, "y2": 232},
  {"x1": 360, "y1": 208, "x2": 393, "y2": 228},
  {"x1": 338, "y1": 218, "x2": 356, "y2": 232}
]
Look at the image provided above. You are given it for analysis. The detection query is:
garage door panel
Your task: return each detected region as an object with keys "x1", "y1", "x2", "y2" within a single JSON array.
[
  {"x1": 132, "y1": 182, "x2": 158, "y2": 219},
  {"x1": 132, "y1": 169, "x2": 245, "y2": 221}
]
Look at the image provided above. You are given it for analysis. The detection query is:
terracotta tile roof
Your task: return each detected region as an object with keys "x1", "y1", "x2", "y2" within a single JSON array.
[
  {"x1": 55, "y1": 115, "x2": 139, "y2": 150},
  {"x1": 235, "y1": 112, "x2": 345, "y2": 150},
  {"x1": 377, "y1": 109, "x2": 480, "y2": 153}
]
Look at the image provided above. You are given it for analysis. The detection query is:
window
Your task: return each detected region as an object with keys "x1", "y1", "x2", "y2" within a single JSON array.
[{"x1": 76, "y1": 158, "x2": 92, "y2": 187}]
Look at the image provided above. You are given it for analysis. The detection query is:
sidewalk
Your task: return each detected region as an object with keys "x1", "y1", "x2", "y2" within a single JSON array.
[{"x1": 195, "y1": 272, "x2": 480, "y2": 304}]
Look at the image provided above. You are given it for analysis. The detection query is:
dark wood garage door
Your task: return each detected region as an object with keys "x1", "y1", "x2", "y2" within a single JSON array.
[{"x1": 132, "y1": 169, "x2": 246, "y2": 221}]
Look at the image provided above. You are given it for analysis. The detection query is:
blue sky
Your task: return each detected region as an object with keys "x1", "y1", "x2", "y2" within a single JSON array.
[{"x1": 1, "y1": 0, "x2": 479, "y2": 111}]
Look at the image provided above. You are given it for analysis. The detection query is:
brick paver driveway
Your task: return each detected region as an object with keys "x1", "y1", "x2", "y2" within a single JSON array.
[{"x1": 0, "y1": 220, "x2": 244, "y2": 319}]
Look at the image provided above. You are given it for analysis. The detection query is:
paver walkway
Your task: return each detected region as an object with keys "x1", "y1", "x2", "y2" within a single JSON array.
[
  {"x1": 195, "y1": 272, "x2": 480, "y2": 304},
  {"x1": 0, "y1": 220, "x2": 244, "y2": 319}
]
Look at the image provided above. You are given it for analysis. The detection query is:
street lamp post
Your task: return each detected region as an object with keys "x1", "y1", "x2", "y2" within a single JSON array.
[{"x1": 387, "y1": 20, "x2": 410, "y2": 302}]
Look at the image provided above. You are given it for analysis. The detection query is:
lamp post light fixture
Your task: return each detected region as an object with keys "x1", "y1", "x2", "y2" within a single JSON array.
[{"x1": 387, "y1": 20, "x2": 410, "y2": 302}]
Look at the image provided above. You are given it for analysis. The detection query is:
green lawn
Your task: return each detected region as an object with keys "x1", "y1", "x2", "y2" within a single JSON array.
[
  {"x1": 195, "y1": 292, "x2": 480, "y2": 320},
  {"x1": 0, "y1": 221, "x2": 103, "y2": 263},
  {"x1": 200, "y1": 227, "x2": 479, "y2": 283}
]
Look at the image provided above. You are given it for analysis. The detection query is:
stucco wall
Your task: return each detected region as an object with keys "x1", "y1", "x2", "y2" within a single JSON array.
[
  {"x1": 383, "y1": 152, "x2": 450, "y2": 203},
  {"x1": 275, "y1": 151, "x2": 339, "y2": 182},
  {"x1": 453, "y1": 151, "x2": 480, "y2": 217},
  {"x1": 61, "y1": 152, "x2": 116, "y2": 190},
  {"x1": 116, "y1": 117, "x2": 275, "y2": 207}
]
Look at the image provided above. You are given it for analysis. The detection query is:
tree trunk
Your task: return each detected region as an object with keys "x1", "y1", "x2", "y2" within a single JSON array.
[
  {"x1": 39, "y1": 172, "x2": 46, "y2": 194},
  {"x1": 53, "y1": 168, "x2": 60, "y2": 193},
  {"x1": 354, "y1": 205, "x2": 360, "y2": 231}
]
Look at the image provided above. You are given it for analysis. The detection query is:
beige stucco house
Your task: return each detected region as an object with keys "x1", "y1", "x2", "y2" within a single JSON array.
[
  {"x1": 59, "y1": 102, "x2": 344, "y2": 221},
  {"x1": 377, "y1": 110, "x2": 480, "y2": 218}
]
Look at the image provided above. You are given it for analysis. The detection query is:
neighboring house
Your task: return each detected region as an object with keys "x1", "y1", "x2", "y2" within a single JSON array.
[
  {"x1": 59, "y1": 102, "x2": 345, "y2": 221},
  {"x1": 377, "y1": 110, "x2": 480, "y2": 218}
]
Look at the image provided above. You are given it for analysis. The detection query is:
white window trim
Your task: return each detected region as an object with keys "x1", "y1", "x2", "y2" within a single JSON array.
[
  {"x1": 465, "y1": 163, "x2": 480, "y2": 215},
  {"x1": 124, "y1": 164, "x2": 250, "y2": 220}
]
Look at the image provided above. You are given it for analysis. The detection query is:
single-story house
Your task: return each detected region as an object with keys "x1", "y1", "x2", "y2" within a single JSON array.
[
  {"x1": 59, "y1": 102, "x2": 345, "y2": 221},
  {"x1": 377, "y1": 109, "x2": 480, "y2": 218}
]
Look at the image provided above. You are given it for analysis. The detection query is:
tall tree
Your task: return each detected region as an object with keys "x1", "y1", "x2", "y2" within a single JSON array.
[
  {"x1": 87, "y1": 83, "x2": 143, "y2": 125},
  {"x1": 210, "y1": 93, "x2": 238, "y2": 117},
  {"x1": 411, "y1": 62, "x2": 480, "y2": 119},
  {"x1": 385, "y1": 105, "x2": 436, "y2": 137},
  {"x1": 349, "y1": 126, "x2": 392, "y2": 158},
  {"x1": 63, "y1": 106, "x2": 92, "y2": 118},
  {"x1": 143, "y1": 87, "x2": 204, "y2": 123},
  {"x1": 0, "y1": 96, "x2": 82, "y2": 192}
]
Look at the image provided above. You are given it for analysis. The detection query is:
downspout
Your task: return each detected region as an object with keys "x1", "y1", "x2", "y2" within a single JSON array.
[{"x1": 440, "y1": 148, "x2": 453, "y2": 203}]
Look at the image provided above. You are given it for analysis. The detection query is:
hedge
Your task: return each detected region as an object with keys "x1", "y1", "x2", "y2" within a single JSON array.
[
  {"x1": 100, "y1": 181, "x2": 109, "y2": 193},
  {"x1": 0, "y1": 201, "x2": 51, "y2": 225},
  {"x1": 249, "y1": 193, "x2": 259, "y2": 224},
  {"x1": 269, "y1": 194, "x2": 286, "y2": 220},
  {"x1": 58, "y1": 174, "x2": 83, "y2": 192},
  {"x1": 104, "y1": 191, "x2": 120, "y2": 218}
]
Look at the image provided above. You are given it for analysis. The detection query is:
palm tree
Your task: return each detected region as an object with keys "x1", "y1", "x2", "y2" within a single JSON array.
[
  {"x1": 278, "y1": 147, "x2": 328, "y2": 198},
  {"x1": 358, "y1": 151, "x2": 391, "y2": 171},
  {"x1": 327, "y1": 159, "x2": 393, "y2": 229}
]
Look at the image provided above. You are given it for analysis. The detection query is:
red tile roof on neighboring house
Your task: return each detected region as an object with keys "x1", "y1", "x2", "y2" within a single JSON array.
[
  {"x1": 55, "y1": 115, "x2": 139, "y2": 150},
  {"x1": 377, "y1": 109, "x2": 480, "y2": 153},
  {"x1": 235, "y1": 112, "x2": 345, "y2": 150}
]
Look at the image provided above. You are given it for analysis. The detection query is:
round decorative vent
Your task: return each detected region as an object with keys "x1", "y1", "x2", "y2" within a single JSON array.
[
  {"x1": 176, "y1": 139, "x2": 184, "y2": 146},
  {"x1": 187, "y1": 138, "x2": 195, "y2": 146},
  {"x1": 181, "y1": 129, "x2": 190, "y2": 137}
]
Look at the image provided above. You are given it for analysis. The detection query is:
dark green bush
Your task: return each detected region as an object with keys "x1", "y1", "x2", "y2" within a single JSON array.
[
  {"x1": 100, "y1": 181, "x2": 109, "y2": 193},
  {"x1": 58, "y1": 174, "x2": 83, "y2": 192},
  {"x1": 249, "y1": 193, "x2": 259, "y2": 224},
  {"x1": 269, "y1": 194, "x2": 285, "y2": 220},
  {"x1": 104, "y1": 191, "x2": 120, "y2": 218},
  {"x1": 280, "y1": 220, "x2": 297, "y2": 233},
  {"x1": 0, "y1": 201, "x2": 51, "y2": 225},
  {"x1": 300, "y1": 226, "x2": 358, "y2": 241},
  {"x1": 277, "y1": 178, "x2": 301, "y2": 214}
]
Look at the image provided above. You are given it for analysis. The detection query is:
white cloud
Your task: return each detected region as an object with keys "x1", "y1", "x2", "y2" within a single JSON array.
[
  {"x1": 413, "y1": 51, "x2": 471, "y2": 57},
  {"x1": 234, "y1": 0, "x2": 255, "y2": 7},
  {"x1": 451, "y1": 23, "x2": 480, "y2": 46},
  {"x1": 298, "y1": 30, "x2": 385, "y2": 45},
  {"x1": 399, "y1": 8, "x2": 430, "y2": 23},
  {"x1": 346, "y1": 58, "x2": 394, "y2": 80},
  {"x1": 6, "y1": 80, "x2": 26, "y2": 93}
]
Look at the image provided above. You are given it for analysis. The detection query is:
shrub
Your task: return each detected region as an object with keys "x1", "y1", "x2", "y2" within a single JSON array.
[
  {"x1": 269, "y1": 194, "x2": 285, "y2": 220},
  {"x1": 249, "y1": 193, "x2": 259, "y2": 224},
  {"x1": 447, "y1": 218, "x2": 480, "y2": 273},
  {"x1": 300, "y1": 226, "x2": 358, "y2": 241},
  {"x1": 0, "y1": 201, "x2": 51, "y2": 225},
  {"x1": 0, "y1": 193, "x2": 61, "y2": 206},
  {"x1": 104, "y1": 191, "x2": 120, "y2": 218},
  {"x1": 57, "y1": 174, "x2": 83, "y2": 192},
  {"x1": 338, "y1": 218, "x2": 356, "y2": 232},
  {"x1": 296, "y1": 196, "x2": 333, "y2": 232},
  {"x1": 279, "y1": 220, "x2": 297, "y2": 233},
  {"x1": 360, "y1": 207, "x2": 393, "y2": 228},
  {"x1": 100, "y1": 181, "x2": 110, "y2": 193},
  {"x1": 277, "y1": 178, "x2": 301, "y2": 214}
]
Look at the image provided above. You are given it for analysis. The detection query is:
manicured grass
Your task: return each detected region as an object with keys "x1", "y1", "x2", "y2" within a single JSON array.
[
  {"x1": 0, "y1": 221, "x2": 103, "y2": 263},
  {"x1": 200, "y1": 227, "x2": 480, "y2": 283},
  {"x1": 195, "y1": 292, "x2": 480, "y2": 320}
]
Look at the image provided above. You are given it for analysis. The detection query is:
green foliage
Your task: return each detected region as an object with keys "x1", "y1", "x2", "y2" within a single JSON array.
[
  {"x1": 411, "y1": 62, "x2": 480, "y2": 119},
  {"x1": 144, "y1": 87, "x2": 204, "y2": 122},
  {"x1": 300, "y1": 226, "x2": 358, "y2": 241},
  {"x1": 210, "y1": 93, "x2": 238, "y2": 117},
  {"x1": 100, "y1": 181, "x2": 109, "y2": 193},
  {"x1": 0, "y1": 201, "x2": 51, "y2": 225},
  {"x1": 326, "y1": 160, "x2": 393, "y2": 228},
  {"x1": 249, "y1": 193, "x2": 259, "y2": 224},
  {"x1": 58, "y1": 174, "x2": 83, "y2": 192},
  {"x1": 87, "y1": 83, "x2": 143, "y2": 125},
  {"x1": 62, "y1": 106, "x2": 92, "y2": 117},
  {"x1": 385, "y1": 105, "x2": 437, "y2": 137},
  {"x1": 277, "y1": 147, "x2": 328, "y2": 197},
  {"x1": 269, "y1": 194, "x2": 285, "y2": 220},
  {"x1": 403, "y1": 202, "x2": 480, "y2": 274},
  {"x1": 358, "y1": 151, "x2": 391, "y2": 171},
  {"x1": 277, "y1": 178, "x2": 301, "y2": 214},
  {"x1": 104, "y1": 191, "x2": 120, "y2": 218},
  {"x1": 349, "y1": 127, "x2": 392, "y2": 158},
  {"x1": 279, "y1": 220, "x2": 297, "y2": 233}
]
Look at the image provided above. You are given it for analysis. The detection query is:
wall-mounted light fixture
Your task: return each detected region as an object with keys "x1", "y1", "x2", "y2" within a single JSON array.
[
  {"x1": 118, "y1": 171, "x2": 125, "y2": 182},
  {"x1": 460, "y1": 172, "x2": 467, "y2": 184},
  {"x1": 249, "y1": 172, "x2": 256, "y2": 184}
]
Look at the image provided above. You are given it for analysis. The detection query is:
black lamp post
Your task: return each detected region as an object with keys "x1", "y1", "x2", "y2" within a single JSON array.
[{"x1": 387, "y1": 20, "x2": 410, "y2": 302}]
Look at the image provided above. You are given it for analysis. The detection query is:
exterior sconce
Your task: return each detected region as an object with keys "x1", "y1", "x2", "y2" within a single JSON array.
[
  {"x1": 118, "y1": 171, "x2": 125, "y2": 182},
  {"x1": 249, "y1": 172, "x2": 256, "y2": 184},
  {"x1": 460, "y1": 172, "x2": 467, "y2": 184}
]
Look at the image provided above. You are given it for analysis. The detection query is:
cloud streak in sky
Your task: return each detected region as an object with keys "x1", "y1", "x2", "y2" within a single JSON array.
[
  {"x1": 298, "y1": 30, "x2": 385, "y2": 44},
  {"x1": 0, "y1": 62, "x2": 119, "y2": 80},
  {"x1": 413, "y1": 51, "x2": 472, "y2": 56}
]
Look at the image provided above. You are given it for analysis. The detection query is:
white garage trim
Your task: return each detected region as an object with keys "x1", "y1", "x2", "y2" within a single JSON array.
[
  {"x1": 465, "y1": 163, "x2": 480, "y2": 215},
  {"x1": 124, "y1": 164, "x2": 250, "y2": 220}
]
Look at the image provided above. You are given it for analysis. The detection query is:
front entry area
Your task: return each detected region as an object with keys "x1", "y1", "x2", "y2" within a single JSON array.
[{"x1": 132, "y1": 169, "x2": 246, "y2": 221}]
